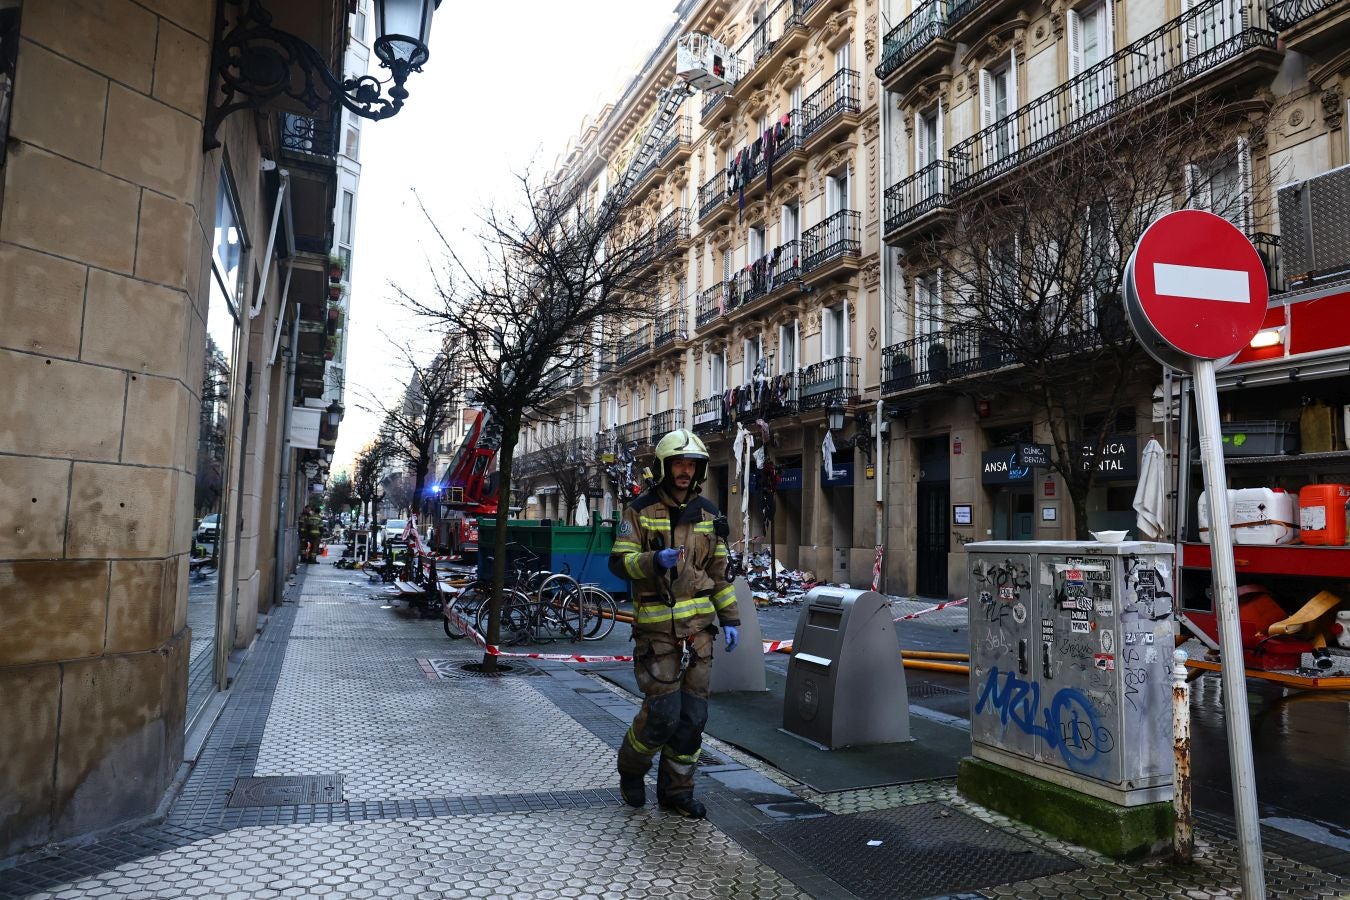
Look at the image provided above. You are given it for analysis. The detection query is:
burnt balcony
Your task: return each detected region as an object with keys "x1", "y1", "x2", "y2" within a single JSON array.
[
  {"x1": 802, "y1": 69, "x2": 862, "y2": 150},
  {"x1": 653, "y1": 307, "x2": 688, "y2": 348},
  {"x1": 732, "y1": 0, "x2": 809, "y2": 94},
  {"x1": 876, "y1": 0, "x2": 955, "y2": 93},
  {"x1": 735, "y1": 370, "x2": 799, "y2": 420},
  {"x1": 698, "y1": 170, "x2": 733, "y2": 225},
  {"x1": 616, "y1": 326, "x2": 652, "y2": 366},
  {"x1": 801, "y1": 210, "x2": 861, "y2": 282},
  {"x1": 615, "y1": 417, "x2": 652, "y2": 447},
  {"x1": 798, "y1": 356, "x2": 860, "y2": 411},
  {"x1": 693, "y1": 395, "x2": 727, "y2": 435},
  {"x1": 696, "y1": 282, "x2": 731, "y2": 329},
  {"x1": 883, "y1": 160, "x2": 955, "y2": 244},
  {"x1": 650, "y1": 409, "x2": 687, "y2": 440},
  {"x1": 949, "y1": 0, "x2": 1279, "y2": 195}
]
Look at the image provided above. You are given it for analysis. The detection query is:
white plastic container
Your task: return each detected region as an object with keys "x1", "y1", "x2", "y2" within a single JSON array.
[{"x1": 1197, "y1": 488, "x2": 1298, "y2": 545}]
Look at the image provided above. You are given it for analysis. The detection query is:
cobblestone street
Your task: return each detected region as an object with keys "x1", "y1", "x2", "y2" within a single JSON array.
[{"x1": 3, "y1": 564, "x2": 1347, "y2": 899}]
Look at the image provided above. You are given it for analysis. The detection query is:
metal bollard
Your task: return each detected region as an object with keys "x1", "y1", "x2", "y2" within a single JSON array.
[{"x1": 1172, "y1": 649, "x2": 1193, "y2": 863}]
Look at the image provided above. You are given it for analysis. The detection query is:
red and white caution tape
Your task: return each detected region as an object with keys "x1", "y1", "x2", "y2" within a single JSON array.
[
  {"x1": 446, "y1": 605, "x2": 634, "y2": 663},
  {"x1": 893, "y1": 597, "x2": 967, "y2": 622},
  {"x1": 761, "y1": 638, "x2": 794, "y2": 653}
]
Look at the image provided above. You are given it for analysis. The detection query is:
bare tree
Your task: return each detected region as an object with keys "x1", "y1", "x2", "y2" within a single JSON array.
[
  {"x1": 402, "y1": 172, "x2": 663, "y2": 669},
  {"x1": 361, "y1": 346, "x2": 461, "y2": 521},
  {"x1": 529, "y1": 437, "x2": 597, "y2": 525},
  {"x1": 381, "y1": 471, "x2": 416, "y2": 518},
  {"x1": 908, "y1": 97, "x2": 1277, "y2": 537},
  {"x1": 353, "y1": 437, "x2": 395, "y2": 525},
  {"x1": 325, "y1": 472, "x2": 355, "y2": 515}
]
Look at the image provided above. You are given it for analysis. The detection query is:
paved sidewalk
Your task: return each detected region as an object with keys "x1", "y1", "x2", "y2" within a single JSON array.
[{"x1": 2, "y1": 564, "x2": 1346, "y2": 899}]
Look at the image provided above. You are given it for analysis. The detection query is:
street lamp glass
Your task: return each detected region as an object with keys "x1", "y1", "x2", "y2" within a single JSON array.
[
  {"x1": 373, "y1": 0, "x2": 438, "y2": 67},
  {"x1": 828, "y1": 409, "x2": 845, "y2": 431}
]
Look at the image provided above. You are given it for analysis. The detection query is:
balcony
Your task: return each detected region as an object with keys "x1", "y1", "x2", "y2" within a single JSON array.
[
  {"x1": 698, "y1": 170, "x2": 733, "y2": 225},
  {"x1": 731, "y1": 258, "x2": 774, "y2": 310},
  {"x1": 801, "y1": 0, "x2": 848, "y2": 28},
  {"x1": 693, "y1": 395, "x2": 727, "y2": 435},
  {"x1": 802, "y1": 69, "x2": 862, "y2": 150},
  {"x1": 730, "y1": 240, "x2": 802, "y2": 319},
  {"x1": 801, "y1": 210, "x2": 861, "y2": 282},
  {"x1": 653, "y1": 208, "x2": 691, "y2": 256},
  {"x1": 653, "y1": 307, "x2": 688, "y2": 348},
  {"x1": 650, "y1": 409, "x2": 687, "y2": 440},
  {"x1": 701, "y1": 90, "x2": 737, "y2": 127},
  {"x1": 1251, "y1": 232, "x2": 1285, "y2": 295},
  {"x1": 616, "y1": 326, "x2": 652, "y2": 366},
  {"x1": 615, "y1": 417, "x2": 652, "y2": 447},
  {"x1": 724, "y1": 109, "x2": 808, "y2": 210},
  {"x1": 948, "y1": 0, "x2": 1279, "y2": 195},
  {"x1": 876, "y1": 0, "x2": 955, "y2": 93},
  {"x1": 696, "y1": 282, "x2": 730, "y2": 330},
  {"x1": 279, "y1": 112, "x2": 338, "y2": 162},
  {"x1": 883, "y1": 160, "x2": 955, "y2": 244},
  {"x1": 732, "y1": 0, "x2": 809, "y2": 93},
  {"x1": 658, "y1": 116, "x2": 693, "y2": 171},
  {"x1": 1269, "y1": 0, "x2": 1349, "y2": 51},
  {"x1": 798, "y1": 356, "x2": 860, "y2": 411},
  {"x1": 734, "y1": 370, "x2": 800, "y2": 420},
  {"x1": 944, "y1": 0, "x2": 1026, "y2": 44}
]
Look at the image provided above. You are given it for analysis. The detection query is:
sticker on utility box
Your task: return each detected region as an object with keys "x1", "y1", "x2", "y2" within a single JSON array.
[
  {"x1": 1070, "y1": 610, "x2": 1091, "y2": 633},
  {"x1": 1042, "y1": 619, "x2": 1054, "y2": 644},
  {"x1": 1094, "y1": 654, "x2": 1116, "y2": 671}
]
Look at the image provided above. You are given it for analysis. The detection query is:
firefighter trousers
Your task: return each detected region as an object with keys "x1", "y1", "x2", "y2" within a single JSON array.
[{"x1": 617, "y1": 630, "x2": 714, "y2": 801}]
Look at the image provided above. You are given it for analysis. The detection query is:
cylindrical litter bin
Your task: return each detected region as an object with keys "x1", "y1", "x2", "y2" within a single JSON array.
[{"x1": 782, "y1": 586, "x2": 910, "y2": 748}]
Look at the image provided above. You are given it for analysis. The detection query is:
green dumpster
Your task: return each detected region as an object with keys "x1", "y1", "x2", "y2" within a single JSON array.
[{"x1": 477, "y1": 519, "x2": 625, "y2": 595}]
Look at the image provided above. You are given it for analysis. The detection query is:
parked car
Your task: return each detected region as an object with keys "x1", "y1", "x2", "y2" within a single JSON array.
[
  {"x1": 196, "y1": 513, "x2": 219, "y2": 542},
  {"x1": 382, "y1": 518, "x2": 408, "y2": 546}
]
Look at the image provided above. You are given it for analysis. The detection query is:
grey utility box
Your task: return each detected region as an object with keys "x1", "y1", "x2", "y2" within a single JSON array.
[
  {"x1": 711, "y1": 577, "x2": 766, "y2": 693},
  {"x1": 966, "y1": 541, "x2": 1176, "y2": 806},
  {"x1": 782, "y1": 587, "x2": 910, "y2": 748}
]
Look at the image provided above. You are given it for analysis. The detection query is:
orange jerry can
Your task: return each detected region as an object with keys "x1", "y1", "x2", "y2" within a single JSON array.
[{"x1": 1298, "y1": 484, "x2": 1350, "y2": 545}]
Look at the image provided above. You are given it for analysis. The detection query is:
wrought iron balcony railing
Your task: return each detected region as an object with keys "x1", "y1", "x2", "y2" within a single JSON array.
[
  {"x1": 802, "y1": 210, "x2": 861, "y2": 273},
  {"x1": 949, "y1": 0, "x2": 1276, "y2": 194},
  {"x1": 615, "y1": 417, "x2": 651, "y2": 446},
  {"x1": 1250, "y1": 232, "x2": 1284, "y2": 294},
  {"x1": 653, "y1": 307, "x2": 688, "y2": 347},
  {"x1": 616, "y1": 326, "x2": 652, "y2": 365},
  {"x1": 658, "y1": 117, "x2": 692, "y2": 164},
  {"x1": 876, "y1": 0, "x2": 951, "y2": 82},
  {"x1": 802, "y1": 69, "x2": 860, "y2": 139},
  {"x1": 649, "y1": 409, "x2": 687, "y2": 439},
  {"x1": 280, "y1": 113, "x2": 338, "y2": 158},
  {"x1": 699, "y1": 170, "x2": 728, "y2": 220},
  {"x1": 693, "y1": 395, "x2": 726, "y2": 435},
  {"x1": 1269, "y1": 0, "x2": 1336, "y2": 29},
  {"x1": 653, "y1": 208, "x2": 690, "y2": 253},
  {"x1": 884, "y1": 160, "x2": 955, "y2": 236},
  {"x1": 732, "y1": 257, "x2": 774, "y2": 308},
  {"x1": 702, "y1": 91, "x2": 729, "y2": 119},
  {"x1": 695, "y1": 283, "x2": 729, "y2": 328},
  {"x1": 770, "y1": 239, "x2": 801, "y2": 291},
  {"x1": 798, "y1": 356, "x2": 859, "y2": 411},
  {"x1": 736, "y1": 0, "x2": 804, "y2": 71},
  {"x1": 735, "y1": 370, "x2": 800, "y2": 420}
]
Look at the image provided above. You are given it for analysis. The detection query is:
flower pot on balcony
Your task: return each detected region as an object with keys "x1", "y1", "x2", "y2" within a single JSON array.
[
  {"x1": 927, "y1": 343, "x2": 949, "y2": 383},
  {"x1": 328, "y1": 282, "x2": 343, "y2": 300},
  {"x1": 327, "y1": 255, "x2": 344, "y2": 283}
]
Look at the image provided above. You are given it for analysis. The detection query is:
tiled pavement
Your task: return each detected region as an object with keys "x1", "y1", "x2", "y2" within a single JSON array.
[{"x1": 2, "y1": 564, "x2": 1347, "y2": 899}]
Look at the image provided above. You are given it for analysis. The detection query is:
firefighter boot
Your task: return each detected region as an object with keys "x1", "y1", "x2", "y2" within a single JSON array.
[
  {"x1": 658, "y1": 794, "x2": 706, "y2": 819},
  {"x1": 619, "y1": 774, "x2": 646, "y2": 808}
]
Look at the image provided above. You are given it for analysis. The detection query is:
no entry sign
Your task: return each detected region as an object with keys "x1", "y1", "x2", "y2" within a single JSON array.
[{"x1": 1124, "y1": 210, "x2": 1269, "y2": 370}]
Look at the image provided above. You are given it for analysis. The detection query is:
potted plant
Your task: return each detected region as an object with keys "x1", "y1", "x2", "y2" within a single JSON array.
[
  {"x1": 326, "y1": 305, "x2": 342, "y2": 335},
  {"x1": 328, "y1": 280, "x2": 344, "y2": 300},
  {"x1": 325, "y1": 334, "x2": 338, "y2": 361},
  {"x1": 327, "y1": 254, "x2": 344, "y2": 283}
]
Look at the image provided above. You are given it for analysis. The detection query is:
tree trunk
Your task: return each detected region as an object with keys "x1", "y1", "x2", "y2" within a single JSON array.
[{"x1": 482, "y1": 419, "x2": 520, "y2": 673}]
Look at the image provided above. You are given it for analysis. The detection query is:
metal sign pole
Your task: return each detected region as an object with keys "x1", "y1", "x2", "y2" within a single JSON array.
[{"x1": 1191, "y1": 358, "x2": 1266, "y2": 898}]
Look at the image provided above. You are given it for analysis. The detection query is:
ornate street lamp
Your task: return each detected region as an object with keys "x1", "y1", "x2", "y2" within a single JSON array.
[
  {"x1": 204, "y1": 0, "x2": 442, "y2": 149},
  {"x1": 326, "y1": 399, "x2": 345, "y2": 428}
]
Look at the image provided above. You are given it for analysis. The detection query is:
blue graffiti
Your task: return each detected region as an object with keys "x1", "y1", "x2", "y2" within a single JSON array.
[{"x1": 974, "y1": 667, "x2": 1115, "y2": 770}]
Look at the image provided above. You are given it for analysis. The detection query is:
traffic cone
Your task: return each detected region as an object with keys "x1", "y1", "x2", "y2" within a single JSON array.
[{"x1": 320, "y1": 544, "x2": 328, "y2": 557}]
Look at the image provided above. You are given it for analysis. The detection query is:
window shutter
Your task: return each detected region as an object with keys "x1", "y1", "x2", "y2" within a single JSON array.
[
  {"x1": 915, "y1": 112, "x2": 928, "y2": 172},
  {"x1": 1068, "y1": 9, "x2": 1083, "y2": 76},
  {"x1": 1008, "y1": 49, "x2": 1020, "y2": 153},
  {"x1": 979, "y1": 68, "x2": 994, "y2": 164},
  {"x1": 937, "y1": 100, "x2": 945, "y2": 156},
  {"x1": 1104, "y1": 1, "x2": 1116, "y2": 56},
  {"x1": 1237, "y1": 137, "x2": 1253, "y2": 234}
]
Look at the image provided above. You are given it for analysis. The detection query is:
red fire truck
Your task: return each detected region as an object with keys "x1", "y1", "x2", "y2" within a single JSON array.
[{"x1": 433, "y1": 410, "x2": 499, "y2": 561}]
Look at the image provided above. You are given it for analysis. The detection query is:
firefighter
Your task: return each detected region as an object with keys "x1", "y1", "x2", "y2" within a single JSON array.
[
  {"x1": 300, "y1": 505, "x2": 323, "y2": 563},
  {"x1": 609, "y1": 428, "x2": 739, "y2": 818}
]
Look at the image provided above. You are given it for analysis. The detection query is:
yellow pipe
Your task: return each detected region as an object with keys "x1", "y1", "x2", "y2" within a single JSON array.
[
  {"x1": 902, "y1": 650, "x2": 969, "y2": 661},
  {"x1": 904, "y1": 659, "x2": 970, "y2": 674}
]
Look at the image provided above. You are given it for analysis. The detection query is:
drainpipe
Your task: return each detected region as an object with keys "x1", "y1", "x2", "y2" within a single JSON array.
[
  {"x1": 273, "y1": 304, "x2": 299, "y2": 606},
  {"x1": 876, "y1": 61, "x2": 892, "y2": 593}
]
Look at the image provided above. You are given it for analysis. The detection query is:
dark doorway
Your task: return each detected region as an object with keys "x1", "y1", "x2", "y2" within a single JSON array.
[{"x1": 915, "y1": 437, "x2": 950, "y2": 598}]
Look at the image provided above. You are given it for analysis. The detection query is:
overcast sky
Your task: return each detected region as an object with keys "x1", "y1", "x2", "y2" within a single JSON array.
[{"x1": 332, "y1": 1, "x2": 681, "y2": 471}]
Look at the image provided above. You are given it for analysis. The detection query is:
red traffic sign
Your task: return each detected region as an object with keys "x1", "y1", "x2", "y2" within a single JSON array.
[{"x1": 1124, "y1": 210, "x2": 1269, "y2": 369}]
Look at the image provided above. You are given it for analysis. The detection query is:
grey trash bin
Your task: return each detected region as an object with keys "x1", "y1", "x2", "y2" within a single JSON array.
[{"x1": 782, "y1": 586, "x2": 910, "y2": 748}]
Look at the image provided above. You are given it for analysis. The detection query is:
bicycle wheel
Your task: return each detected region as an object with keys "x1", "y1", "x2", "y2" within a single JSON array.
[
  {"x1": 443, "y1": 582, "x2": 485, "y2": 638},
  {"x1": 579, "y1": 586, "x2": 617, "y2": 641},
  {"x1": 536, "y1": 573, "x2": 584, "y2": 642},
  {"x1": 477, "y1": 590, "x2": 531, "y2": 646}
]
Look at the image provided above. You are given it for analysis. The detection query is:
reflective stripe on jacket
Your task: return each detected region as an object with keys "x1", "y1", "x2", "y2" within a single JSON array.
[{"x1": 610, "y1": 486, "x2": 737, "y2": 638}]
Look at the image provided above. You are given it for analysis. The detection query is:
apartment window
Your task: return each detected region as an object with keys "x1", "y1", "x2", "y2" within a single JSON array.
[
  {"x1": 749, "y1": 225, "x2": 765, "y2": 260},
  {"x1": 780, "y1": 202, "x2": 799, "y2": 244},
  {"x1": 835, "y1": 42, "x2": 854, "y2": 102},
  {"x1": 744, "y1": 335, "x2": 764, "y2": 381},
  {"x1": 778, "y1": 321, "x2": 799, "y2": 373},
  {"x1": 979, "y1": 57, "x2": 1017, "y2": 163},
  {"x1": 916, "y1": 273, "x2": 942, "y2": 338},
  {"x1": 1185, "y1": 0, "x2": 1236, "y2": 55},
  {"x1": 355, "y1": 9, "x2": 366, "y2": 40},
  {"x1": 709, "y1": 351, "x2": 726, "y2": 394},
  {"x1": 722, "y1": 248, "x2": 733, "y2": 281},
  {"x1": 822, "y1": 304, "x2": 846, "y2": 360},
  {"x1": 1085, "y1": 203, "x2": 1116, "y2": 327},
  {"x1": 789, "y1": 83, "x2": 802, "y2": 120},
  {"x1": 345, "y1": 126, "x2": 360, "y2": 159},
  {"x1": 607, "y1": 396, "x2": 618, "y2": 427},
  {"x1": 915, "y1": 107, "x2": 941, "y2": 192},
  {"x1": 826, "y1": 169, "x2": 850, "y2": 215},
  {"x1": 340, "y1": 190, "x2": 355, "y2": 245},
  {"x1": 1069, "y1": 2, "x2": 1115, "y2": 114}
]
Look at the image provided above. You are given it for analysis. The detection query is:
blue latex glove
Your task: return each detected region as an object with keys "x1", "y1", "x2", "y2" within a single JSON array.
[
  {"x1": 654, "y1": 547, "x2": 681, "y2": 569},
  {"x1": 724, "y1": 625, "x2": 739, "y2": 652}
]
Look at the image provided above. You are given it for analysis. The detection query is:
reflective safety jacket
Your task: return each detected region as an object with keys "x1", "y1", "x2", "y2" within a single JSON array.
[
  {"x1": 609, "y1": 486, "x2": 739, "y2": 638},
  {"x1": 301, "y1": 513, "x2": 323, "y2": 537}
]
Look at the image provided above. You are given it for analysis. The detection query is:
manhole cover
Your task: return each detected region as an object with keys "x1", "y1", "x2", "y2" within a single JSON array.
[
  {"x1": 228, "y1": 775, "x2": 343, "y2": 808},
  {"x1": 423, "y1": 659, "x2": 544, "y2": 679},
  {"x1": 759, "y1": 802, "x2": 1078, "y2": 899}
]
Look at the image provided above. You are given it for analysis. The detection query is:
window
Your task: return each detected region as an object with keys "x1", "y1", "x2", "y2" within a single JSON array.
[
  {"x1": 822, "y1": 304, "x2": 846, "y2": 359},
  {"x1": 340, "y1": 190, "x2": 355, "y2": 245},
  {"x1": 915, "y1": 108, "x2": 941, "y2": 192},
  {"x1": 781, "y1": 202, "x2": 799, "y2": 244},
  {"x1": 789, "y1": 83, "x2": 802, "y2": 120},
  {"x1": 1189, "y1": 141, "x2": 1251, "y2": 233},
  {"x1": 211, "y1": 171, "x2": 245, "y2": 315},
  {"x1": 354, "y1": 9, "x2": 366, "y2": 41},
  {"x1": 979, "y1": 57, "x2": 1017, "y2": 163},
  {"x1": 749, "y1": 225, "x2": 765, "y2": 260},
  {"x1": 826, "y1": 169, "x2": 850, "y2": 215},
  {"x1": 835, "y1": 42, "x2": 853, "y2": 102},
  {"x1": 1184, "y1": 0, "x2": 1236, "y2": 56},
  {"x1": 709, "y1": 351, "x2": 726, "y2": 394},
  {"x1": 722, "y1": 248, "x2": 733, "y2": 281},
  {"x1": 345, "y1": 127, "x2": 360, "y2": 159},
  {"x1": 1069, "y1": 2, "x2": 1115, "y2": 115},
  {"x1": 916, "y1": 273, "x2": 941, "y2": 337},
  {"x1": 744, "y1": 336, "x2": 764, "y2": 381},
  {"x1": 607, "y1": 396, "x2": 618, "y2": 427},
  {"x1": 778, "y1": 321, "x2": 799, "y2": 373}
]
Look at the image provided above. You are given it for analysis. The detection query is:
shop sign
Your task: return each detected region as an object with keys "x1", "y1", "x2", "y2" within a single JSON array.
[
  {"x1": 981, "y1": 447, "x2": 1032, "y2": 485},
  {"x1": 289, "y1": 407, "x2": 322, "y2": 449},
  {"x1": 1077, "y1": 433, "x2": 1138, "y2": 482},
  {"x1": 777, "y1": 467, "x2": 802, "y2": 490},
  {"x1": 821, "y1": 462, "x2": 854, "y2": 486},
  {"x1": 1016, "y1": 443, "x2": 1052, "y2": 468}
]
